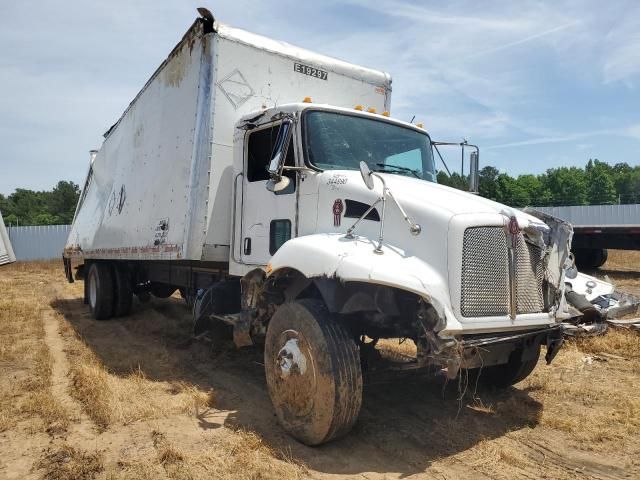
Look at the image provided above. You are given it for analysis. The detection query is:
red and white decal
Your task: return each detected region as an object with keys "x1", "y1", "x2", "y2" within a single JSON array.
[
  {"x1": 508, "y1": 215, "x2": 520, "y2": 247},
  {"x1": 333, "y1": 199, "x2": 344, "y2": 227}
]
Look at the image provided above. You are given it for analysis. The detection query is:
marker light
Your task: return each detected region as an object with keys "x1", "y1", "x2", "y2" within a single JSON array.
[
  {"x1": 354, "y1": 105, "x2": 364, "y2": 111},
  {"x1": 416, "y1": 122, "x2": 424, "y2": 129},
  {"x1": 303, "y1": 96, "x2": 312, "y2": 103},
  {"x1": 382, "y1": 111, "x2": 390, "y2": 117},
  {"x1": 367, "y1": 107, "x2": 377, "y2": 114}
]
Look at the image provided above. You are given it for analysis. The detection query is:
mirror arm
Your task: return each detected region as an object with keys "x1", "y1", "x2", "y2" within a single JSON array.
[
  {"x1": 385, "y1": 188, "x2": 421, "y2": 235},
  {"x1": 432, "y1": 143, "x2": 452, "y2": 177},
  {"x1": 344, "y1": 196, "x2": 384, "y2": 239}
]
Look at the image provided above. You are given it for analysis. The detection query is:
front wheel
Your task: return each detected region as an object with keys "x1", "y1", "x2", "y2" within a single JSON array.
[{"x1": 264, "y1": 299, "x2": 362, "y2": 445}]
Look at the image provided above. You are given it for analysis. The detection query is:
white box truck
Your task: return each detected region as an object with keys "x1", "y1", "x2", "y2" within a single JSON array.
[{"x1": 64, "y1": 9, "x2": 576, "y2": 445}]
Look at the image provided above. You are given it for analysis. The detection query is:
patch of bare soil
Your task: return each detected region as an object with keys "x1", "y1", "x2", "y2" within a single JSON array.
[{"x1": 0, "y1": 252, "x2": 638, "y2": 479}]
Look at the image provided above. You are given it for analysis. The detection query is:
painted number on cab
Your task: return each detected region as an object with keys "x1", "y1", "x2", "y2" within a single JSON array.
[{"x1": 294, "y1": 62, "x2": 328, "y2": 81}]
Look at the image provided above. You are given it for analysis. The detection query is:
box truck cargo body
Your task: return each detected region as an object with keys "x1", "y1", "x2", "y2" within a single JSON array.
[
  {"x1": 65, "y1": 16, "x2": 391, "y2": 264},
  {"x1": 65, "y1": 10, "x2": 576, "y2": 445}
]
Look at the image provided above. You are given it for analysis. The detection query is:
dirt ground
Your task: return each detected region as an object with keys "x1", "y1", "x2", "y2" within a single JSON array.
[{"x1": 1, "y1": 251, "x2": 639, "y2": 479}]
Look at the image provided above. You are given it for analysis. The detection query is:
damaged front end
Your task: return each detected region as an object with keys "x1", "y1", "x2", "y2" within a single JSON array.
[{"x1": 409, "y1": 209, "x2": 574, "y2": 379}]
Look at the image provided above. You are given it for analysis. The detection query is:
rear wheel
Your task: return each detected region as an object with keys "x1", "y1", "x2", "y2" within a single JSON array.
[
  {"x1": 264, "y1": 299, "x2": 362, "y2": 445},
  {"x1": 87, "y1": 263, "x2": 114, "y2": 320},
  {"x1": 574, "y1": 248, "x2": 608, "y2": 269},
  {"x1": 473, "y1": 344, "x2": 540, "y2": 389}
]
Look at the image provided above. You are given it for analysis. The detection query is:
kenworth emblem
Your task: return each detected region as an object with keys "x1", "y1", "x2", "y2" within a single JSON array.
[
  {"x1": 508, "y1": 215, "x2": 520, "y2": 248},
  {"x1": 333, "y1": 199, "x2": 344, "y2": 227}
]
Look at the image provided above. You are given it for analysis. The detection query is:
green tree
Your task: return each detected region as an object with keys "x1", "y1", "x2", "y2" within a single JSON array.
[
  {"x1": 585, "y1": 160, "x2": 617, "y2": 204},
  {"x1": 478, "y1": 166, "x2": 500, "y2": 200},
  {"x1": 542, "y1": 167, "x2": 588, "y2": 206},
  {"x1": 47, "y1": 181, "x2": 80, "y2": 224},
  {"x1": 1, "y1": 181, "x2": 80, "y2": 226}
]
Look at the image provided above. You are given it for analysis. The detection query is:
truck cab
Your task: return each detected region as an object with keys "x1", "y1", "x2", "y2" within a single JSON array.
[{"x1": 224, "y1": 102, "x2": 571, "y2": 444}]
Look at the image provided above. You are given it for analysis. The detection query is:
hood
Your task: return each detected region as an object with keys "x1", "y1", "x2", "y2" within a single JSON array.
[{"x1": 319, "y1": 170, "x2": 545, "y2": 228}]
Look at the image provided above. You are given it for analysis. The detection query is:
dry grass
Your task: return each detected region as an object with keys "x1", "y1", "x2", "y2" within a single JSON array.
[
  {"x1": 108, "y1": 428, "x2": 306, "y2": 480},
  {"x1": 36, "y1": 444, "x2": 104, "y2": 480},
  {"x1": 576, "y1": 328, "x2": 640, "y2": 358},
  {"x1": 2, "y1": 256, "x2": 639, "y2": 479},
  {"x1": 60, "y1": 318, "x2": 216, "y2": 428},
  {"x1": 0, "y1": 261, "x2": 69, "y2": 433}
]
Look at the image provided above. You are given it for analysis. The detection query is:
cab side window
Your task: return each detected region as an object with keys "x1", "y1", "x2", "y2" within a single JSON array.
[{"x1": 246, "y1": 124, "x2": 296, "y2": 192}]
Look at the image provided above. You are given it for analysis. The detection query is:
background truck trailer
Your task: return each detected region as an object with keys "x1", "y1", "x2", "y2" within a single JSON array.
[
  {"x1": 0, "y1": 211, "x2": 16, "y2": 266},
  {"x1": 65, "y1": 9, "x2": 571, "y2": 445}
]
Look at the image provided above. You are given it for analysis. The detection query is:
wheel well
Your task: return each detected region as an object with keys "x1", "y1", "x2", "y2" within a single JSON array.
[{"x1": 262, "y1": 270, "x2": 443, "y2": 338}]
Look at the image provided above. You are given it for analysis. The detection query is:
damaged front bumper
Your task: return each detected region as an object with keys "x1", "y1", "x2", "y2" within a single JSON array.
[{"x1": 417, "y1": 325, "x2": 564, "y2": 379}]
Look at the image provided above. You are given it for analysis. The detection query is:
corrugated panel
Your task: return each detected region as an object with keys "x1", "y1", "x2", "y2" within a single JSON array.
[
  {"x1": 531, "y1": 204, "x2": 640, "y2": 227},
  {"x1": 7, "y1": 224, "x2": 71, "y2": 261}
]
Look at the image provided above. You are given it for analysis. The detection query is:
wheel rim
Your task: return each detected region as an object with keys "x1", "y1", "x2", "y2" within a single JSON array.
[
  {"x1": 272, "y1": 329, "x2": 318, "y2": 418},
  {"x1": 89, "y1": 270, "x2": 97, "y2": 309}
]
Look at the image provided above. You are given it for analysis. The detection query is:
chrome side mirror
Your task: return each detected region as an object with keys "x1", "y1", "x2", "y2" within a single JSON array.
[
  {"x1": 266, "y1": 119, "x2": 293, "y2": 192},
  {"x1": 266, "y1": 175, "x2": 291, "y2": 193},
  {"x1": 469, "y1": 150, "x2": 479, "y2": 194},
  {"x1": 359, "y1": 161, "x2": 375, "y2": 190}
]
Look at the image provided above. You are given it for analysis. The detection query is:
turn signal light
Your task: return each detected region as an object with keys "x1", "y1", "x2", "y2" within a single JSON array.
[
  {"x1": 303, "y1": 96, "x2": 312, "y2": 103},
  {"x1": 367, "y1": 107, "x2": 377, "y2": 113},
  {"x1": 354, "y1": 105, "x2": 364, "y2": 111}
]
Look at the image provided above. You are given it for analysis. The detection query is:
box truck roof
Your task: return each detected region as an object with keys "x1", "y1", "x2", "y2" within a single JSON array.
[
  {"x1": 215, "y1": 23, "x2": 391, "y2": 87},
  {"x1": 103, "y1": 14, "x2": 391, "y2": 139}
]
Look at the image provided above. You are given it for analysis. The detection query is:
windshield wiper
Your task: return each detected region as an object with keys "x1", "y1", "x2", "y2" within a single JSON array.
[{"x1": 374, "y1": 163, "x2": 421, "y2": 179}]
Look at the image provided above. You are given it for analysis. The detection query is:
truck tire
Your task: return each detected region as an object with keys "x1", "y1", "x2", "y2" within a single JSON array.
[
  {"x1": 149, "y1": 283, "x2": 176, "y2": 299},
  {"x1": 113, "y1": 265, "x2": 133, "y2": 317},
  {"x1": 87, "y1": 263, "x2": 114, "y2": 320},
  {"x1": 264, "y1": 299, "x2": 362, "y2": 445},
  {"x1": 574, "y1": 248, "x2": 608, "y2": 269},
  {"x1": 475, "y1": 344, "x2": 540, "y2": 389}
]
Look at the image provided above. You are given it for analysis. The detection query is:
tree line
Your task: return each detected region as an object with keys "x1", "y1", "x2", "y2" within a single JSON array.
[
  {"x1": 438, "y1": 159, "x2": 640, "y2": 207},
  {"x1": 0, "y1": 181, "x2": 80, "y2": 226},
  {"x1": 1, "y1": 158, "x2": 639, "y2": 226}
]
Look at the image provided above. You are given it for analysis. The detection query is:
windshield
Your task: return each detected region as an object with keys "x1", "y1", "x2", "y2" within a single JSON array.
[{"x1": 303, "y1": 110, "x2": 436, "y2": 182}]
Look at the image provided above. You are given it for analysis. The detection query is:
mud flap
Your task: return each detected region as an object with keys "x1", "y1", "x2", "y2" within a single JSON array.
[
  {"x1": 193, "y1": 280, "x2": 241, "y2": 337},
  {"x1": 545, "y1": 329, "x2": 563, "y2": 364},
  {"x1": 233, "y1": 310, "x2": 254, "y2": 347}
]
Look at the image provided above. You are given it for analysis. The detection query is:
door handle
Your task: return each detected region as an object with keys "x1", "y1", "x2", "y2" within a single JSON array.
[{"x1": 243, "y1": 237, "x2": 251, "y2": 255}]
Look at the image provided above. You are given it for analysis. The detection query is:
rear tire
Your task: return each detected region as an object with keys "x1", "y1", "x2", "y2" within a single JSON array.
[
  {"x1": 574, "y1": 248, "x2": 608, "y2": 269},
  {"x1": 474, "y1": 344, "x2": 540, "y2": 389},
  {"x1": 87, "y1": 263, "x2": 114, "y2": 320},
  {"x1": 113, "y1": 265, "x2": 133, "y2": 317},
  {"x1": 264, "y1": 299, "x2": 362, "y2": 445}
]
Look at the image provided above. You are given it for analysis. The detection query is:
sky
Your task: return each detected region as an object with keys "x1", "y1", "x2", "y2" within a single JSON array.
[{"x1": 1, "y1": 0, "x2": 639, "y2": 194}]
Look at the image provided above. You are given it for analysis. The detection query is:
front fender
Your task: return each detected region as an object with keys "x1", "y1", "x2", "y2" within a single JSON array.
[{"x1": 268, "y1": 233, "x2": 460, "y2": 329}]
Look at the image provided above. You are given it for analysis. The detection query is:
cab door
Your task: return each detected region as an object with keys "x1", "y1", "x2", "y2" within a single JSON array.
[{"x1": 240, "y1": 121, "x2": 297, "y2": 265}]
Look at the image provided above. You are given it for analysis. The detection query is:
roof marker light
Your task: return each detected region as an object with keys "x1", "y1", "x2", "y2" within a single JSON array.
[
  {"x1": 303, "y1": 96, "x2": 312, "y2": 103},
  {"x1": 354, "y1": 105, "x2": 364, "y2": 111},
  {"x1": 382, "y1": 111, "x2": 390, "y2": 117},
  {"x1": 367, "y1": 107, "x2": 377, "y2": 114},
  {"x1": 416, "y1": 122, "x2": 424, "y2": 129}
]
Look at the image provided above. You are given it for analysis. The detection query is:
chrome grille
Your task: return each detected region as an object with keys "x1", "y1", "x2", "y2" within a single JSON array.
[
  {"x1": 461, "y1": 227, "x2": 545, "y2": 317},
  {"x1": 515, "y1": 235, "x2": 545, "y2": 314},
  {"x1": 461, "y1": 228, "x2": 509, "y2": 317}
]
